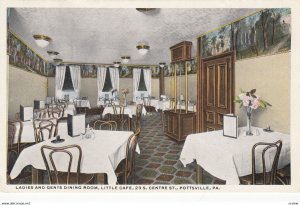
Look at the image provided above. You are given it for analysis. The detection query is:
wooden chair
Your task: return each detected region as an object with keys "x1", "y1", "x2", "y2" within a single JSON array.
[
  {"x1": 111, "y1": 104, "x2": 130, "y2": 131},
  {"x1": 276, "y1": 164, "x2": 290, "y2": 185},
  {"x1": 34, "y1": 108, "x2": 48, "y2": 119},
  {"x1": 41, "y1": 145, "x2": 94, "y2": 184},
  {"x1": 132, "y1": 104, "x2": 143, "y2": 131},
  {"x1": 143, "y1": 97, "x2": 156, "y2": 114},
  {"x1": 33, "y1": 118, "x2": 57, "y2": 142},
  {"x1": 115, "y1": 128, "x2": 141, "y2": 184},
  {"x1": 7, "y1": 121, "x2": 25, "y2": 173},
  {"x1": 240, "y1": 140, "x2": 282, "y2": 185},
  {"x1": 93, "y1": 120, "x2": 117, "y2": 131},
  {"x1": 48, "y1": 107, "x2": 64, "y2": 119}
]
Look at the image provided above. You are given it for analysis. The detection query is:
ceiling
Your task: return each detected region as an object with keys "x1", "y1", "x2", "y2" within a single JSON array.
[{"x1": 9, "y1": 8, "x2": 258, "y2": 65}]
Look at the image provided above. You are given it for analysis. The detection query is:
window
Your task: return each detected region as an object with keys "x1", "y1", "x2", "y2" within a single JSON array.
[
  {"x1": 138, "y1": 69, "x2": 147, "y2": 91},
  {"x1": 62, "y1": 66, "x2": 74, "y2": 91},
  {"x1": 102, "y1": 68, "x2": 113, "y2": 92}
]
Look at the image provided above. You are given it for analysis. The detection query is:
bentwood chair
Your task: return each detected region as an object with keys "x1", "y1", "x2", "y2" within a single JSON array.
[
  {"x1": 33, "y1": 118, "x2": 57, "y2": 142},
  {"x1": 240, "y1": 140, "x2": 282, "y2": 185},
  {"x1": 93, "y1": 120, "x2": 117, "y2": 131},
  {"x1": 132, "y1": 104, "x2": 143, "y2": 131},
  {"x1": 111, "y1": 104, "x2": 130, "y2": 131},
  {"x1": 48, "y1": 107, "x2": 64, "y2": 119},
  {"x1": 143, "y1": 97, "x2": 156, "y2": 114},
  {"x1": 41, "y1": 145, "x2": 95, "y2": 184},
  {"x1": 115, "y1": 128, "x2": 141, "y2": 184},
  {"x1": 34, "y1": 108, "x2": 48, "y2": 119},
  {"x1": 7, "y1": 121, "x2": 25, "y2": 173},
  {"x1": 276, "y1": 164, "x2": 290, "y2": 185}
]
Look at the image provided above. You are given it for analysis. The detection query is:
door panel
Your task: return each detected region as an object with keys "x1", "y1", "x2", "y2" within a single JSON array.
[{"x1": 202, "y1": 53, "x2": 234, "y2": 131}]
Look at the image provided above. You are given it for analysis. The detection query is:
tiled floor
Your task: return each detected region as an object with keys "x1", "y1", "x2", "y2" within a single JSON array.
[{"x1": 134, "y1": 112, "x2": 219, "y2": 185}]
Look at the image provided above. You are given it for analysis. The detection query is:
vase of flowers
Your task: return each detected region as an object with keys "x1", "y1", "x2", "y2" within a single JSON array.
[
  {"x1": 235, "y1": 89, "x2": 271, "y2": 136},
  {"x1": 121, "y1": 88, "x2": 129, "y2": 106}
]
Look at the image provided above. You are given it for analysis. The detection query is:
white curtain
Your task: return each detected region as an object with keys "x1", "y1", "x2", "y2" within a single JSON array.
[
  {"x1": 97, "y1": 66, "x2": 107, "y2": 105},
  {"x1": 69, "y1": 65, "x2": 81, "y2": 98},
  {"x1": 109, "y1": 67, "x2": 119, "y2": 96},
  {"x1": 55, "y1": 65, "x2": 66, "y2": 99},
  {"x1": 143, "y1": 69, "x2": 152, "y2": 96},
  {"x1": 133, "y1": 68, "x2": 141, "y2": 101}
]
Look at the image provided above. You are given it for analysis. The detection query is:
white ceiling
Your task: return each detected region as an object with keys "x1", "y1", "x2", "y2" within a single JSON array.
[{"x1": 9, "y1": 8, "x2": 257, "y2": 65}]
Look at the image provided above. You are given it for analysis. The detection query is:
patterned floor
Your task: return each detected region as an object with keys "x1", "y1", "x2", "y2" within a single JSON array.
[{"x1": 134, "y1": 112, "x2": 220, "y2": 185}]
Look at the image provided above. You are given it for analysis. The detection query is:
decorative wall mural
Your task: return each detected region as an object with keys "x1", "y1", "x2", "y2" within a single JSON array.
[
  {"x1": 81, "y1": 65, "x2": 97, "y2": 78},
  {"x1": 202, "y1": 25, "x2": 232, "y2": 58},
  {"x1": 201, "y1": 8, "x2": 291, "y2": 60},
  {"x1": 164, "y1": 58, "x2": 197, "y2": 77},
  {"x1": 233, "y1": 8, "x2": 291, "y2": 59},
  {"x1": 119, "y1": 66, "x2": 132, "y2": 78},
  {"x1": 7, "y1": 31, "x2": 56, "y2": 77},
  {"x1": 151, "y1": 66, "x2": 160, "y2": 78}
]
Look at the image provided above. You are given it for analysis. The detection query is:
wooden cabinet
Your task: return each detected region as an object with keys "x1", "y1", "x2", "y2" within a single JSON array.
[
  {"x1": 170, "y1": 41, "x2": 192, "y2": 63},
  {"x1": 164, "y1": 109, "x2": 196, "y2": 142}
]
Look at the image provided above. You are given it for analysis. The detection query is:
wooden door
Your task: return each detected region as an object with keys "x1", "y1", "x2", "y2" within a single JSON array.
[{"x1": 202, "y1": 52, "x2": 234, "y2": 131}]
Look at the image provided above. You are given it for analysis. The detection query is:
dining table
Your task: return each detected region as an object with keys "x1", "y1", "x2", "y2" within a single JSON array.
[
  {"x1": 10, "y1": 129, "x2": 139, "y2": 185},
  {"x1": 179, "y1": 126, "x2": 290, "y2": 185},
  {"x1": 102, "y1": 105, "x2": 147, "y2": 118},
  {"x1": 74, "y1": 99, "x2": 91, "y2": 109}
]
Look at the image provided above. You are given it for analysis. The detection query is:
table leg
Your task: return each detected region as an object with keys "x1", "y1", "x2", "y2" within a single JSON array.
[
  {"x1": 32, "y1": 167, "x2": 41, "y2": 184},
  {"x1": 196, "y1": 162, "x2": 203, "y2": 184}
]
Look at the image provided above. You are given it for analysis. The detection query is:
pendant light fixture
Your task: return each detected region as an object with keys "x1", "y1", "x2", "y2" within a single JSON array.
[
  {"x1": 47, "y1": 51, "x2": 59, "y2": 59},
  {"x1": 113, "y1": 61, "x2": 121, "y2": 68},
  {"x1": 121, "y1": 56, "x2": 130, "y2": 64},
  {"x1": 33, "y1": 34, "x2": 51, "y2": 48},
  {"x1": 159, "y1": 62, "x2": 166, "y2": 68},
  {"x1": 53, "y1": 58, "x2": 63, "y2": 66},
  {"x1": 136, "y1": 41, "x2": 150, "y2": 55}
]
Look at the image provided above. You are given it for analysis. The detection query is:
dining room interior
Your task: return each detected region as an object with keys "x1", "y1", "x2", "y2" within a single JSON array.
[{"x1": 6, "y1": 7, "x2": 291, "y2": 186}]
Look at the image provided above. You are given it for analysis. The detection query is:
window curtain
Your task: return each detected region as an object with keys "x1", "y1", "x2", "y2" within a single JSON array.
[
  {"x1": 133, "y1": 68, "x2": 141, "y2": 101},
  {"x1": 109, "y1": 67, "x2": 119, "y2": 96},
  {"x1": 55, "y1": 65, "x2": 66, "y2": 99},
  {"x1": 97, "y1": 66, "x2": 107, "y2": 105},
  {"x1": 69, "y1": 65, "x2": 81, "y2": 98},
  {"x1": 143, "y1": 68, "x2": 152, "y2": 96}
]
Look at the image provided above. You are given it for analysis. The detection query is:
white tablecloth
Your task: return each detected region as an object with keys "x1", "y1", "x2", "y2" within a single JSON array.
[
  {"x1": 64, "y1": 103, "x2": 76, "y2": 116},
  {"x1": 156, "y1": 100, "x2": 196, "y2": 112},
  {"x1": 74, "y1": 100, "x2": 91, "y2": 108},
  {"x1": 13, "y1": 121, "x2": 68, "y2": 144},
  {"x1": 10, "y1": 130, "x2": 139, "y2": 185},
  {"x1": 180, "y1": 127, "x2": 290, "y2": 185},
  {"x1": 102, "y1": 105, "x2": 146, "y2": 118}
]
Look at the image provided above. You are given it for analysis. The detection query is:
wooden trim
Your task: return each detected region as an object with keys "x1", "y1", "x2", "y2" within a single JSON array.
[
  {"x1": 196, "y1": 37, "x2": 202, "y2": 132},
  {"x1": 159, "y1": 67, "x2": 165, "y2": 95}
]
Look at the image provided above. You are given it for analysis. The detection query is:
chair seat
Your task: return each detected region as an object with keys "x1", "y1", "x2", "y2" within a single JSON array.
[
  {"x1": 49, "y1": 172, "x2": 95, "y2": 184},
  {"x1": 276, "y1": 164, "x2": 290, "y2": 185},
  {"x1": 240, "y1": 173, "x2": 272, "y2": 185}
]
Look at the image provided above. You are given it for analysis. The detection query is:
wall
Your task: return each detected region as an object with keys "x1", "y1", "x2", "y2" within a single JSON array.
[
  {"x1": 9, "y1": 65, "x2": 48, "y2": 120},
  {"x1": 47, "y1": 77, "x2": 159, "y2": 107},
  {"x1": 164, "y1": 74, "x2": 197, "y2": 101},
  {"x1": 235, "y1": 52, "x2": 290, "y2": 133}
]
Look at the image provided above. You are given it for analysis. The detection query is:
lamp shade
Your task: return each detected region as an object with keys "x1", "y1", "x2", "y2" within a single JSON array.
[
  {"x1": 159, "y1": 62, "x2": 166, "y2": 68},
  {"x1": 53, "y1": 58, "x2": 63, "y2": 66},
  {"x1": 136, "y1": 41, "x2": 150, "y2": 55},
  {"x1": 121, "y1": 56, "x2": 130, "y2": 64},
  {"x1": 113, "y1": 61, "x2": 121, "y2": 68},
  {"x1": 47, "y1": 51, "x2": 59, "y2": 59},
  {"x1": 33, "y1": 35, "x2": 51, "y2": 48}
]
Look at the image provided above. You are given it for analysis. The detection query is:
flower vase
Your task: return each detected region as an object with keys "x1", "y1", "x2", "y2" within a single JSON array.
[
  {"x1": 123, "y1": 94, "x2": 127, "y2": 107},
  {"x1": 246, "y1": 107, "x2": 253, "y2": 136}
]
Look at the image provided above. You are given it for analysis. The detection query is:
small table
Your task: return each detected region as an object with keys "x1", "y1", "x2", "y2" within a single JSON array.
[
  {"x1": 102, "y1": 105, "x2": 146, "y2": 118},
  {"x1": 180, "y1": 127, "x2": 290, "y2": 185},
  {"x1": 10, "y1": 130, "x2": 139, "y2": 185},
  {"x1": 74, "y1": 100, "x2": 91, "y2": 109}
]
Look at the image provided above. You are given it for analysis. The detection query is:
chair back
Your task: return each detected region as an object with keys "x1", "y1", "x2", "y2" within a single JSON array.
[
  {"x1": 124, "y1": 128, "x2": 141, "y2": 183},
  {"x1": 34, "y1": 108, "x2": 48, "y2": 119},
  {"x1": 169, "y1": 98, "x2": 174, "y2": 109},
  {"x1": 48, "y1": 107, "x2": 64, "y2": 118},
  {"x1": 252, "y1": 140, "x2": 282, "y2": 184},
  {"x1": 41, "y1": 145, "x2": 82, "y2": 184},
  {"x1": 112, "y1": 103, "x2": 118, "y2": 114},
  {"x1": 33, "y1": 118, "x2": 57, "y2": 142},
  {"x1": 143, "y1": 97, "x2": 151, "y2": 106},
  {"x1": 93, "y1": 120, "x2": 117, "y2": 131},
  {"x1": 8, "y1": 121, "x2": 23, "y2": 154}
]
